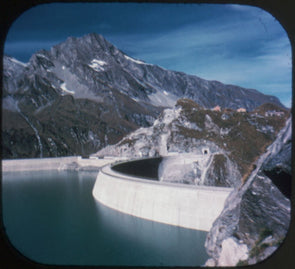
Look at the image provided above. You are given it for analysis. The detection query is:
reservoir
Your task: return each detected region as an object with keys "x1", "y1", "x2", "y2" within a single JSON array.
[{"x1": 2, "y1": 169, "x2": 209, "y2": 266}]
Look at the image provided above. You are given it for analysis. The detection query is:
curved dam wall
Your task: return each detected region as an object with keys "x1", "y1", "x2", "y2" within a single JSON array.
[{"x1": 92, "y1": 161, "x2": 233, "y2": 232}]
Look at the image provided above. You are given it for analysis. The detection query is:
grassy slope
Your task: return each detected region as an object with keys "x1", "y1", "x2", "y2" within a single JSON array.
[{"x1": 173, "y1": 99, "x2": 290, "y2": 180}]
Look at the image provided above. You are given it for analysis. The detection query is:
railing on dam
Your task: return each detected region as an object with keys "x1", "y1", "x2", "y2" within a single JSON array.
[{"x1": 92, "y1": 158, "x2": 233, "y2": 232}]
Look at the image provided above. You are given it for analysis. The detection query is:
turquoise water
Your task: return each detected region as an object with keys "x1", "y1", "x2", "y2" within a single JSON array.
[{"x1": 2, "y1": 170, "x2": 209, "y2": 266}]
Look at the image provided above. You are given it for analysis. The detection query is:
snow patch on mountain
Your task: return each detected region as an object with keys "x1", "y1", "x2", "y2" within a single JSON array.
[
  {"x1": 60, "y1": 82, "x2": 75, "y2": 95},
  {"x1": 9, "y1": 57, "x2": 28, "y2": 67},
  {"x1": 124, "y1": 55, "x2": 146, "y2": 65},
  {"x1": 36, "y1": 53, "x2": 49, "y2": 59},
  {"x1": 88, "y1": 59, "x2": 107, "y2": 72}
]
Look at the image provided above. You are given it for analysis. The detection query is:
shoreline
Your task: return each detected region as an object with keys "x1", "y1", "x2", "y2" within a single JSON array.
[{"x1": 3, "y1": 156, "x2": 233, "y2": 231}]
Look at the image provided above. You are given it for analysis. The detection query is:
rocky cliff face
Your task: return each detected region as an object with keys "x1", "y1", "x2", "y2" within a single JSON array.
[
  {"x1": 157, "y1": 153, "x2": 241, "y2": 187},
  {"x1": 204, "y1": 117, "x2": 292, "y2": 266},
  {"x1": 3, "y1": 33, "x2": 285, "y2": 159},
  {"x1": 95, "y1": 99, "x2": 289, "y2": 187}
]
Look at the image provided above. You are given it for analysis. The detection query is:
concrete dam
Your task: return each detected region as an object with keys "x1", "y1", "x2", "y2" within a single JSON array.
[{"x1": 92, "y1": 157, "x2": 233, "y2": 232}]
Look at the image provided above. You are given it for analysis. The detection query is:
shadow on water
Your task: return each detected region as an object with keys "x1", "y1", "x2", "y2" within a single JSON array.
[{"x1": 2, "y1": 169, "x2": 209, "y2": 266}]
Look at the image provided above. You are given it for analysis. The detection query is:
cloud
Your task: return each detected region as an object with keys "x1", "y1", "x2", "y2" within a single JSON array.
[
  {"x1": 4, "y1": 2, "x2": 291, "y2": 106},
  {"x1": 109, "y1": 5, "x2": 285, "y2": 63},
  {"x1": 141, "y1": 8, "x2": 291, "y2": 106},
  {"x1": 4, "y1": 39, "x2": 62, "y2": 62}
]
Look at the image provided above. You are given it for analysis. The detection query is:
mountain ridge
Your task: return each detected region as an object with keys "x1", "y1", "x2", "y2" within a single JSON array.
[
  {"x1": 5, "y1": 33, "x2": 285, "y2": 109},
  {"x1": 2, "y1": 33, "x2": 286, "y2": 159}
]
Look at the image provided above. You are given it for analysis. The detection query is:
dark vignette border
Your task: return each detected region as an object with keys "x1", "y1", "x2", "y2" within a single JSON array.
[{"x1": 0, "y1": 0, "x2": 294, "y2": 269}]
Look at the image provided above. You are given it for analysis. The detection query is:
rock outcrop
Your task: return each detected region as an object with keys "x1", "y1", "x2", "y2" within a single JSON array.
[
  {"x1": 204, "y1": 117, "x2": 292, "y2": 266},
  {"x1": 95, "y1": 99, "x2": 289, "y2": 188},
  {"x1": 157, "y1": 153, "x2": 241, "y2": 187}
]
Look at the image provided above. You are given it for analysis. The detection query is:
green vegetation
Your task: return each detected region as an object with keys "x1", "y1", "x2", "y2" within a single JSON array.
[
  {"x1": 172, "y1": 99, "x2": 289, "y2": 183},
  {"x1": 176, "y1": 98, "x2": 203, "y2": 111},
  {"x1": 236, "y1": 229, "x2": 276, "y2": 266},
  {"x1": 236, "y1": 259, "x2": 248, "y2": 266},
  {"x1": 210, "y1": 154, "x2": 228, "y2": 186},
  {"x1": 248, "y1": 228, "x2": 274, "y2": 260}
]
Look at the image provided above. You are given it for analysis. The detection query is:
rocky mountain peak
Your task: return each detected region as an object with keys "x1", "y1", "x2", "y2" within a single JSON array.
[
  {"x1": 68, "y1": 33, "x2": 114, "y2": 52},
  {"x1": 48, "y1": 33, "x2": 119, "y2": 65},
  {"x1": 85, "y1": 32, "x2": 113, "y2": 48}
]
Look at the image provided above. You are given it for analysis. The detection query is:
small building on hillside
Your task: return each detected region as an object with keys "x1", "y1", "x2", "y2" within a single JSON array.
[
  {"x1": 237, "y1": 108, "x2": 247, "y2": 113},
  {"x1": 212, "y1": 105, "x2": 221, "y2": 112}
]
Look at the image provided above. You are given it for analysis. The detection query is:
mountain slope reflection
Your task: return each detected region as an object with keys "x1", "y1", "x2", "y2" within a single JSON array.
[{"x1": 94, "y1": 200, "x2": 209, "y2": 265}]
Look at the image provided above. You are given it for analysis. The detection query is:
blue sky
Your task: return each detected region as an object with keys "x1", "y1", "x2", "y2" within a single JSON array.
[{"x1": 4, "y1": 2, "x2": 292, "y2": 107}]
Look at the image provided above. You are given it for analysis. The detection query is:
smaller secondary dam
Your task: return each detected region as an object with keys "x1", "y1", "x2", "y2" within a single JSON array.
[
  {"x1": 92, "y1": 158, "x2": 233, "y2": 232},
  {"x1": 1, "y1": 156, "x2": 122, "y2": 172}
]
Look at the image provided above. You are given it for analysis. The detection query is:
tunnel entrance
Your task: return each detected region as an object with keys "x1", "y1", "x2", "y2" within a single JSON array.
[{"x1": 111, "y1": 157, "x2": 163, "y2": 180}]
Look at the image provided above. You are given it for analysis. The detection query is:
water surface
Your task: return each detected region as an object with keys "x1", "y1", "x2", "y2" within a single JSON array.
[{"x1": 2, "y1": 170, "x2": 209, "y2": 266}]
